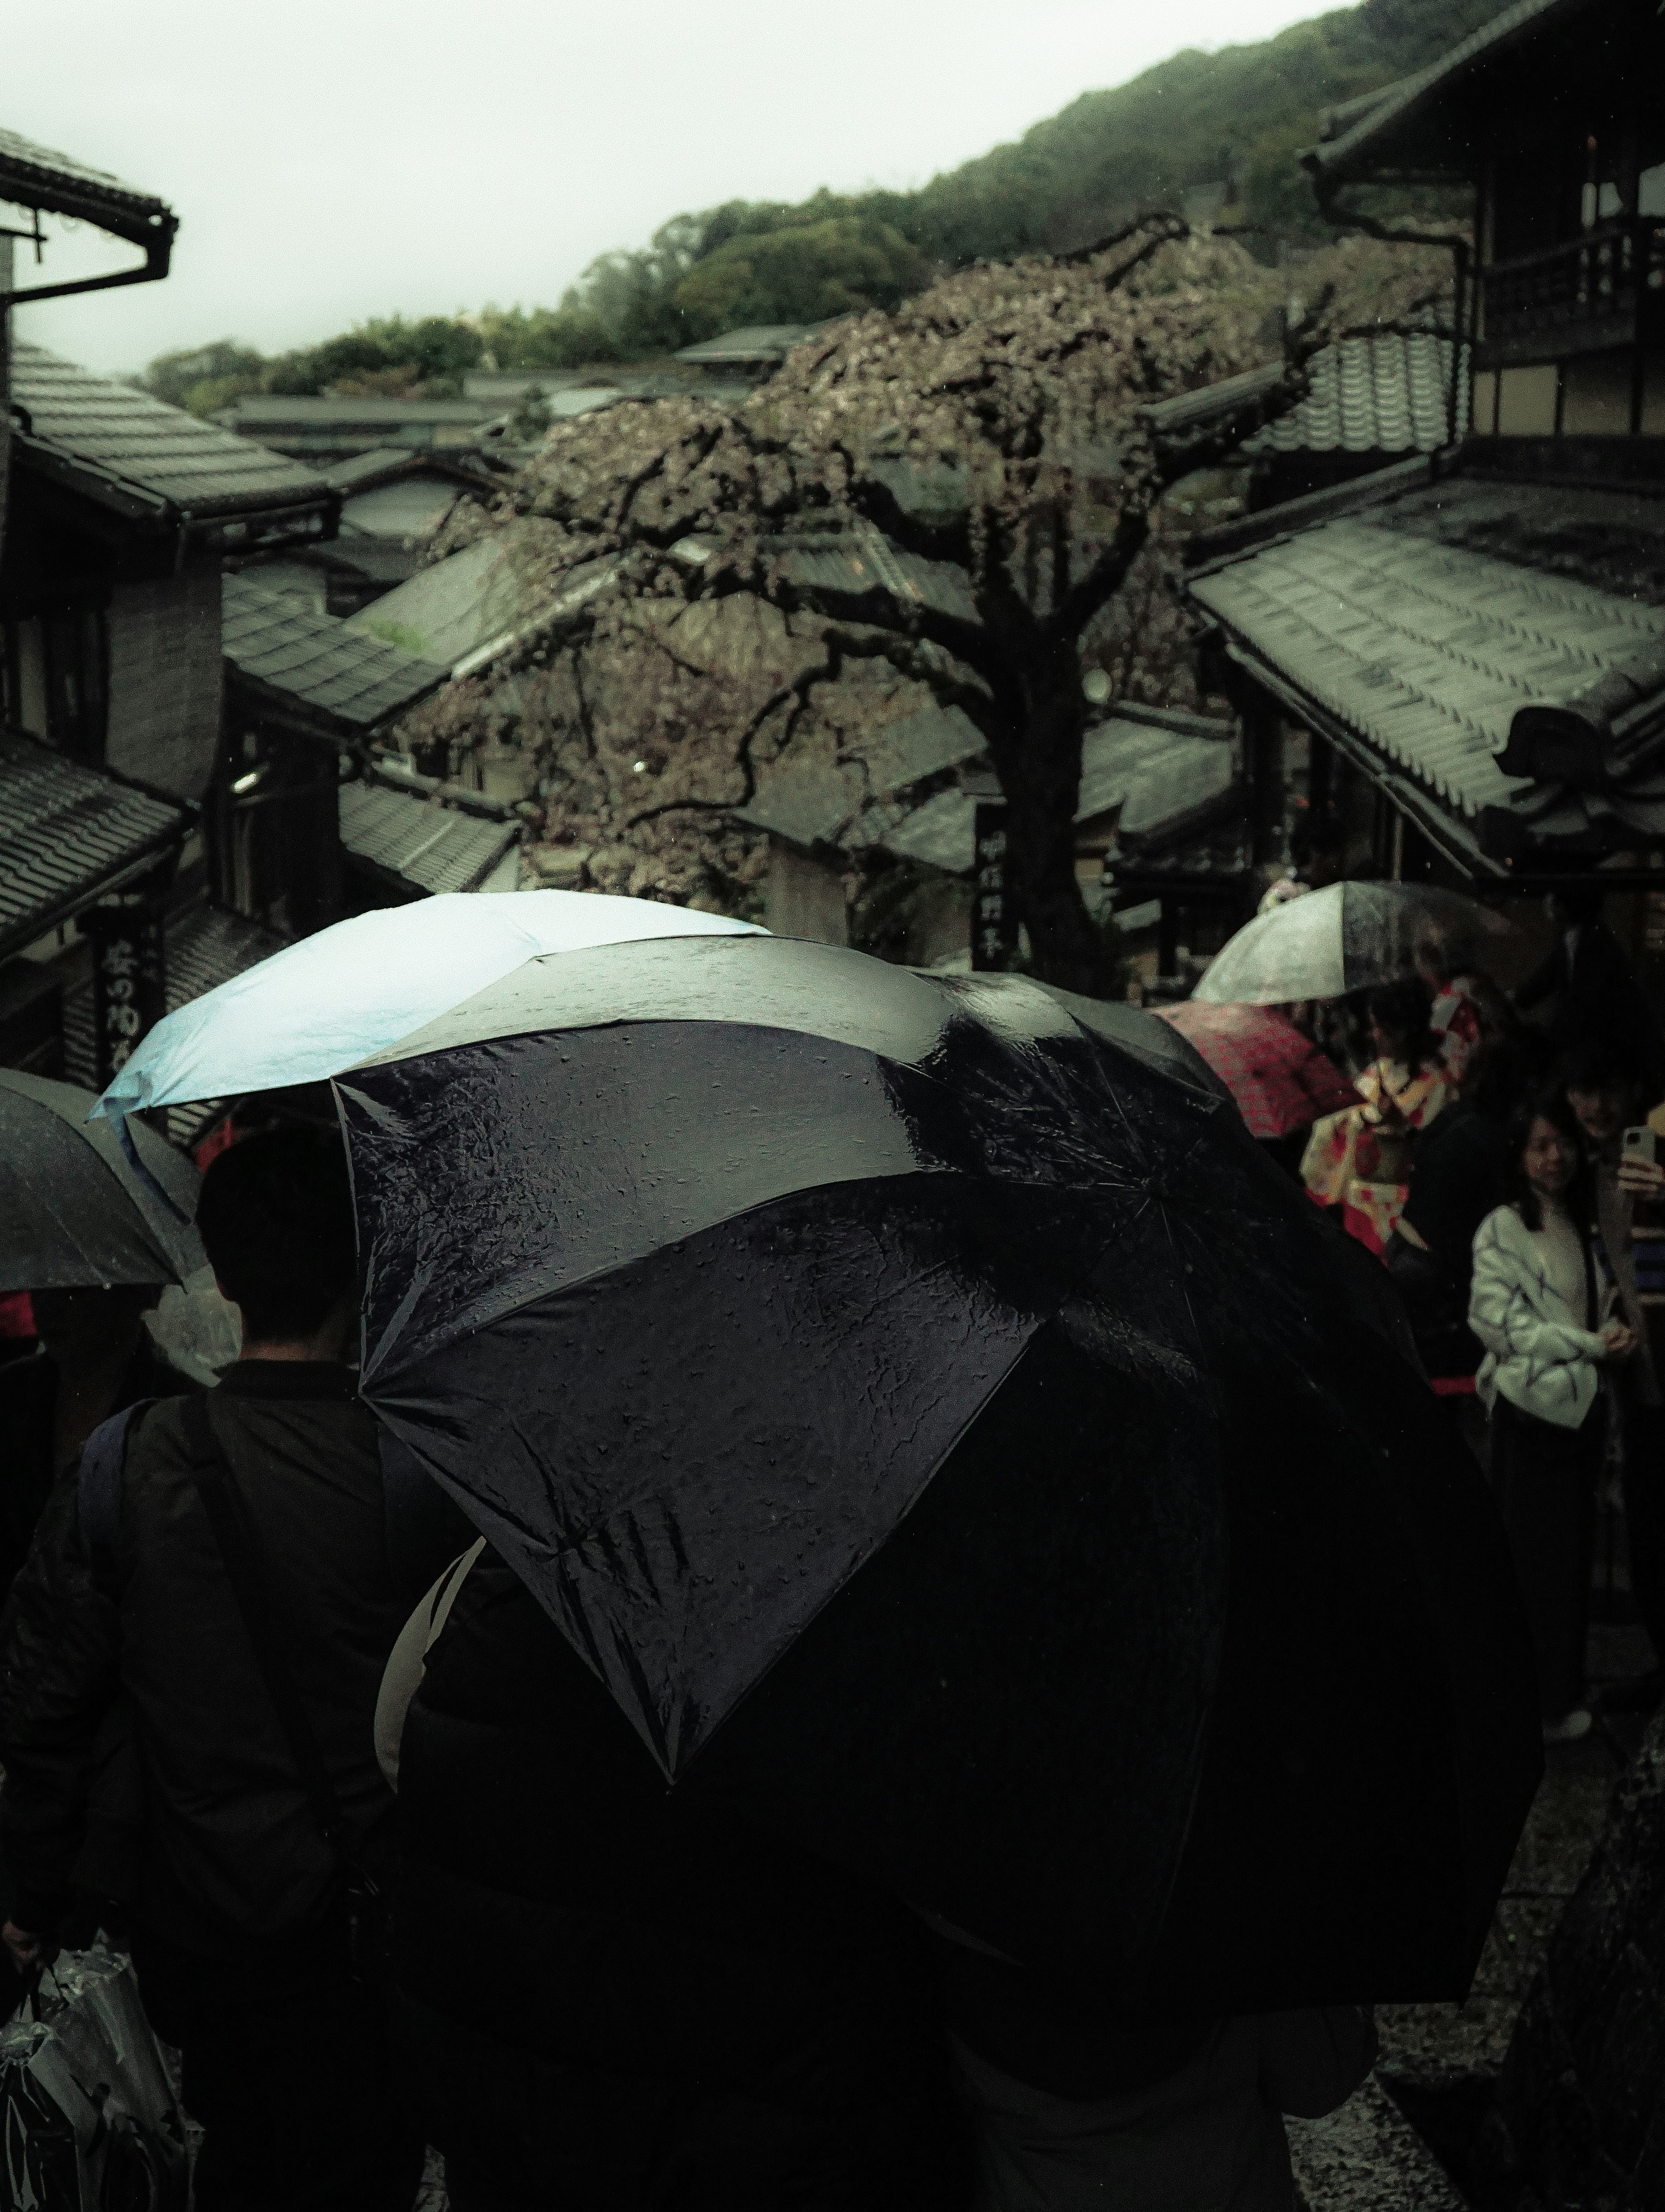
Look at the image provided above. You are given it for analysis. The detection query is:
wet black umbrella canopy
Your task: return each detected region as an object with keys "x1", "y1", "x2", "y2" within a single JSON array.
[
  {"x1": 0, "y1": 1069, "x2": 202, "y2": 1291},
  {"x1": 337, "y1": 932, "x2": 1538, "y2": 2007}
]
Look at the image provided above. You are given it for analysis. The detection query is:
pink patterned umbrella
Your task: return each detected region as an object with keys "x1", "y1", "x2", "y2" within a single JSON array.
[{"x1": 1156, "y1": 1001, "x2": 1359, "y2": 1140}]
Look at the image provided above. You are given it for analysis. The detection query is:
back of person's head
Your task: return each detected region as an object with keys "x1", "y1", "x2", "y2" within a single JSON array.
[
  {"x1": 1552, "y1": 883, "x2": 1604, "y2": 928},
  {"x1": 1560, "y1": 1033, "x2": 1643, "y2": 1105},
  {"x1": 1505, "y1": 1087, "x2": 1589, "y2": 1232},
  {"x1": 196, "y1": 1127, "x2": 356, "y2": 1343},
  {"x1": 1368, "y1": 974, "x2": 1437, "y2": 1069},
  {"x1": 1460, "y1": 1027, "x2": 1524, "y2": 1123}
]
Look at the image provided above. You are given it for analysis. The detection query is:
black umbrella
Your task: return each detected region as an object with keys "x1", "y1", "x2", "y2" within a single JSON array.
[
  {"x1": 336, "y1": 932, "x2": 1538, "y2": 2008},
  {"x1": 0, "y1": 1071, "x2": 202, "y2": 1293}
]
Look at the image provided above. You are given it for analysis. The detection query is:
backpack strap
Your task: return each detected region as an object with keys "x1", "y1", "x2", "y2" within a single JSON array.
[
  {"x1": 77, "y1": 1401, "x2": 155, "y2": 1580},
  {"x1": 181, "y1": 1394, "x2": 349, "y2": 1860}
]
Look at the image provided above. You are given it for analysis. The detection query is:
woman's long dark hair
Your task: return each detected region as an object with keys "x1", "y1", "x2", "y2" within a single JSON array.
[
  {"x1": 1505, "y1": 1088, "x2": 1593, "y2": 1235},
  {"x1": 1368, "y1": 974, "x2": 1440, "y2": 1073}
]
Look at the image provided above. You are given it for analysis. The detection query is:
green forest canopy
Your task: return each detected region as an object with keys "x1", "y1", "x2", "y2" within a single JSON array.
[{"x1": 145, "y1": 0, "x2": 1498, "y2": 414}]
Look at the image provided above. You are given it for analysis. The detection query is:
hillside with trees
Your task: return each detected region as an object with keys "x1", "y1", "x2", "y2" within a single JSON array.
[{"x1": 143, "y1": 0, "x2": 1495, "y2": 414}]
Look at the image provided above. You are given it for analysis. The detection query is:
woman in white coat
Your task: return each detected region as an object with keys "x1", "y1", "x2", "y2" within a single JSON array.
[{"x1": 1469, "y1": 1092, "x2": 1636, "y2": 1743}]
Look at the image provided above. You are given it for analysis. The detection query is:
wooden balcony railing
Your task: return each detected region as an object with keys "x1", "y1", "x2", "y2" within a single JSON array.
[{"x1": 1481, "y1": 218, "x2": 1665, "y2": 349}]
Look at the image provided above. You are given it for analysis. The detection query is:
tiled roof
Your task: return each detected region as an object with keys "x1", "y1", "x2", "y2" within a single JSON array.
[
  {"x1": 771, "y1": 529, "x2": 979, "y2": 627},
  {"x1": 877, "y1": 787, "x2": 980, "y2": 875},
  {"x1": 1308, "y1": 0, "x2": 1579, "y2": 183},
  {"x1": 223, "y1": 396, "x2": 496, "y2": 427},
  {"x1": 223, "y1": 574, "x2": 447, "y2": 733},
  {"x1": 1242, "y1": 335, "x2": 1468, "y2": 457},
  {"x1": 860, "y1": 704, "x2": 986, "y2": 794},
  {"x1": 339, "y1": 479, "x2": 462, "y2": 543},
  {"x1": 347, "y1": 527, "x2": 611, "y2": 674},
  {"x1": 0, "y1": 126, "x2": 172, "y2": 241},
  {"x1": 10, "y1": 344, "x2": 331, "y2": 523},
  {"x1": 675, "y1": 322, "x2": 839, "y2": 365},
  {"x1": 1076, "y1": 713, "x2": 1233, "y2": 823},
  {"x1": 869, "y1": 711, "x2": 1236, "y2": 875},
  {"x1": 737, "y1": 767, "x2": 863, "y2": 849},
  {"x1": 1189, "y1": 491, "x2": 1665, "y2": 863},
  {"x1": 0, "y1": 729, "x2": 189, "y2": 961},
  {"x1": 321, "y1": 448, "x2": 426, "y2": 490},
  {"x1": 339, "y1": 781, "x2": 518, "y2": 896},
  {"x1": 736, "y1": 704, "x2": 991, "y2": 853},
  {"x1": 1116, "y1": 742, "x2": 1241, "y2": 849}
]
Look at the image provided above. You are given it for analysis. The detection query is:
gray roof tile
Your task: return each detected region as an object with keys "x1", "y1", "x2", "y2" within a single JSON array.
[
  {"x1": 771, "y1": 529, "x2": 979, "y2": 626},
  {"x1": 877, "y1": 787, "x2": 979, "y2": 874},
  {"x1": 0, "y1": 125, "x2": 170, "y2": 236},
  {"x1": 1190, "y1": 506, "x2": 1665, "y2": 828},
  {"x1": 225, "y1": 396, "x2": 495, "y2": 427},
  {"x1": 857, "y1": 704, "x2": 986, "y2": 794},
  {"x1": 223, "y1": 574, "x2": 447, "y2": 732},
  {"x1": 0, "y1": 728, "x2": 189, "y2": 959},
  {"x1": 675, "y1": 321, "x2": 841, "y2": 365},
  {"x1": 339, "y1": 782, "x2": 517, "y2": 896},
  {"x1": 735, "y1": 766, "x2": 864, "y2": 848},
  {"x1": 11, "y1": 344, "x2": 330, "y2": 522},
  {"x1": 1244, "y1": 335, "x2": 1469, "y2": 456}
]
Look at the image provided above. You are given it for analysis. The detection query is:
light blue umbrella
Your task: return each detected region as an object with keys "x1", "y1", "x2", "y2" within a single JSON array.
[{"x1": 96, "y1": 891, "x2": 764, "y2": 1117}]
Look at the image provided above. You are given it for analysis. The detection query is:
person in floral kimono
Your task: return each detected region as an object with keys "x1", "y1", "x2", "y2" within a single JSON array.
[{"x1": 1302, "y1": 976, "x2": 1448, "y2": 1249}]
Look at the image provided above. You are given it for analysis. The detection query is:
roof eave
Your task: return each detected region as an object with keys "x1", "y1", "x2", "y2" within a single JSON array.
[
  {"x1": 1304, "y1": 0, "x2": 1591, "y2": 189},
  {"x1": 222, "y1": 658, "x2": 447, "y2": 743},
  {"x1": 13, "y1": 433, "x2": 340, "y2": 536},
  {"x1": 0, "y1": 736, "x2": 194, "y2": 962}
]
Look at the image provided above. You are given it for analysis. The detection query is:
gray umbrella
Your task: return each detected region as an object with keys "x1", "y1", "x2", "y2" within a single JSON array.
[{"x1": 0, "y1": 1071, "x2": 203, "y2": 1293}]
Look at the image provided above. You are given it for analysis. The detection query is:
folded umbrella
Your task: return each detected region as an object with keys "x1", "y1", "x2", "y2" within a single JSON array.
[
  {"x1": 1195, "y1": 881, "x2": 1512, "y2": 1006},
  {"x1": 334, "y1": 932, "x2": 1538, "y2": 2011},
  {"x1": 1155, "y1": 1002, "x2": 1360, "y2": 1138},
  {"x1": 0, "y1": 1071, "x2": 202, "y2": 1293},
  {"x1": 94, "y1": 889, "x2": 763, "y2": 1117}
]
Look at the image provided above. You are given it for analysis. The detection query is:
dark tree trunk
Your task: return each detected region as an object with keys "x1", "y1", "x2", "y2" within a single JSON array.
[{"x1": 994, "y1": 641, "x2": 1110, "y2": 998}]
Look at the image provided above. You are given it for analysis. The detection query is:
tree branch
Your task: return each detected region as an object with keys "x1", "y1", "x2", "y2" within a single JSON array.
[{"x1": 1041, "y1": 503, "x2": 1152, "y2": 647}]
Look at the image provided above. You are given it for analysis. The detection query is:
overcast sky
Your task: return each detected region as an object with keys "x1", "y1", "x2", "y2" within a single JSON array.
[{"x1": 11, "y1": 0, "x2": 1322, "y2": 375}]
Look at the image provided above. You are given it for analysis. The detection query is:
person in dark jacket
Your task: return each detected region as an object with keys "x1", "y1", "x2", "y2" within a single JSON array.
[
  {"x1": 1384, "y1": 1029, "x2": 1516, "y2": 1448},
  {"x1": 0, "y1": 1284, "x2": 200, "y2": 1597},
  {"x1": 0, "y1": 1128, "x2": 423, "y2": 2212},
  {"x1": 383, "y1": 1545, "x2": 971, "y2": 2212},
  {"x1": 1514, "y1": 886, "x2": 1663, "y2": 1092}
]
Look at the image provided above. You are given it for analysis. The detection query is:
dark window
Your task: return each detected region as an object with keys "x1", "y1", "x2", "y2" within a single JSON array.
[{"x1": 1, "y1": 608, "x2": 108, "y2": 762}]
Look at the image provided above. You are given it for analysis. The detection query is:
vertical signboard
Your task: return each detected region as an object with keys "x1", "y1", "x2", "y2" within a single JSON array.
[
  {"x1": 972, "y1": 801, "x2": 1019, "y2": 972},
  {"x1": 87, "y1": 892, "x2": 167, "y2": 1091}
]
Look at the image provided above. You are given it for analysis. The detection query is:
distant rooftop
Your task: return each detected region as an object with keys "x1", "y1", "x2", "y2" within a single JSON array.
[
  {"x1": 875, "y1": 709, "x2": 1235, "y2": 875},
  {"x1": 345, "y1": 522, "x2": 610, "y2": 674},
  {"x1": 10, "y1": 343, "x2": 333, "y2": 528},
  {"x1": 675, "y1": 319, "x2": 843, "y2": 368},
  {"x1": 222, "y1": 396, "x2": 497, "y2": 427},
  {"x1": 770, "y1": 528, "x2": 979, "y2": 628},
  {"x1": 320, "y1": 448, "x2": 492, "y2": 493},
  {"x1": 217, "y1": 393, "x2": 501, "y2": 466}
]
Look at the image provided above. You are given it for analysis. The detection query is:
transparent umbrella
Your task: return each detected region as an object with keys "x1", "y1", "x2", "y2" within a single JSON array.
[{"x1": 1195, "y1": 883, "x2": 1513, "y2": 1006}]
